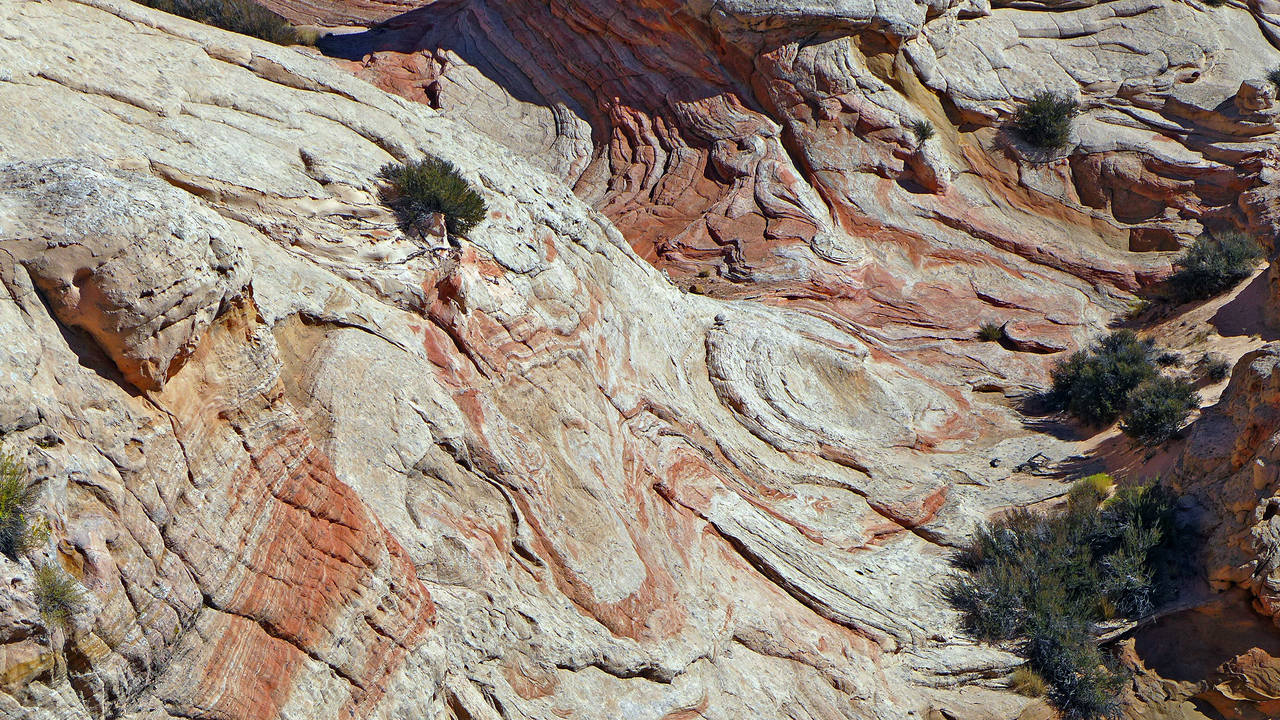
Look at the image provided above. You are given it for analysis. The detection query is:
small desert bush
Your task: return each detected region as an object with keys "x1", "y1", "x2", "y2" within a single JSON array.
[
  {"x1": 1079, "y1": 473, "x2": 1115, "y2": 498},
  {"x1": 1203, "y1": 353, "x2": 1232, "y2": 383},
  {"x1": 379, "y1": 157, "x2": 488, "y2": 239},
  {"x1": 138, "y1": 0, "x2": 304, "y2": 45},
  {"x1": 1269, "y1": 68, "x2": 1280, "y2": 92},
  {"x1": 1167, "y1": 233, "x2": 1262, "y2": 303},
  {"x1": 1013, "y1": 91, "x2": 1078, "y2": 150},
  {"x1": 34, "y1": 563, "x2": 85, "y2": 630},
  {"x1": 977, "y1": 321, "x2": 1004, "y2": 342},
  {"x1": 1047, "y1": 330, "x2": 1156, "y2": 426},
  {"x1": 909, "y1": 118, "x2": 936, "y2": 145},
  {"x1": 1121, "y1": 377, "x2": 1198, "y2": 446},
  {"x1": 946, "y1": 483, "x2": 1185, "y2": 719},
  {"x1": 1124, "y1": 297, "x2": 1151, "y2": 320},
  {"x1": 1009, "y1": 666, "x2": 1049, "y2": 697},
  {"x1": 1027, "y1": 626, "x2": 1124, "y2": 720},
  {"x1": 0, "y1": 452, "x2": 38, "y2": 558}
]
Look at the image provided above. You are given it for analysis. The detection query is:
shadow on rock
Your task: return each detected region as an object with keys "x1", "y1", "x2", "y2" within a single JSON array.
[{"x1": 1210, "y1": 271, "x2": 1279, "y2": 340}]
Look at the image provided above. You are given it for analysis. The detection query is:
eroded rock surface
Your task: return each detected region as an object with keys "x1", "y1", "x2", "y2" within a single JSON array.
[
  {"x1": 0, "y1": 0, "x2": 1277, "y2": 718},
  {"x1": 0, "y1": 1, "x2": 1041, "y2": 717},
  {"x1": 0, "y1": 161, "x2": 248, "y2": 391},
  {"x1": 302, "y1": 0, "x2": 1280, "y2": 360},
  {"x1": 1177, "y1": 345, "x2": 1280, "y2": 617}
]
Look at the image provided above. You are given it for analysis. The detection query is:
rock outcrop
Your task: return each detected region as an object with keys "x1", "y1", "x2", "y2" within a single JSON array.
[
  {"x1": 298, "y1": 0, "x2": 1280, "y2": 339},
  {"x1": 0, "y1": 162, "x2": 248, "y2": 391},
  {"x1": 0, "y1": 1, "x2": 1043, "y2": 717},
  {"x1": 1199, "y1": 647, "x2": 1280, "y2": 719},
  {"x1": 1178, "y1": 344, "x2": 1280, "y2": 616},
  {"x1": 309, "y1": 0, "x2": 1147, "y2": 367},
  {"x1": 0, "y1": 0, "x2": 1278, "y2": 718}
]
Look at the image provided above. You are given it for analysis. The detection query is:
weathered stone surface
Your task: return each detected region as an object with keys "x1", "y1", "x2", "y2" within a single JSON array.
[
  {"x1": 0, "y1": 168, "x2": 436, "y2": 719},
  {"x1": 286, "y1": 0, "x2": 1280, "y2": 424},
  {"x1": 0, "y1": 161, "x2": 248, "y2": 391},
  {"x1": 1198, "y1": 647, "x2": 1280, "y2": 719},
  {"x1": 0, "y1": 1, "x2": 1046, "y2": 717},
  {"x1": 1110, "y1": 593, "x2": 1280, "y2": 719},
  {"x1": 303, "y1": 0, "x2": 1280, "y2": 350},
  {"x1": 0, "y1": 0, "x2": 1278, "y2": 717},
  {"x1": 1174, "y1": 346, "x2": 1280, "y2": 622}
]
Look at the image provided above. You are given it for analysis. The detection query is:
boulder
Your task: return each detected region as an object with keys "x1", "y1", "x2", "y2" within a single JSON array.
[{"x1": 0, "y1": 161, "x2": 248, "y2": 391}]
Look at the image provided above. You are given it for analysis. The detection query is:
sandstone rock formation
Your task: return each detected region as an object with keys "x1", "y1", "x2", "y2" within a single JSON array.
[
  {"x1": 1198, "y1": 647, "x2": 1280, "y2": 719},
  {"x1": 1178, "y1": 344, "x2": 1280, "y2": 616},
  {"x1": 0, "y1": 0, "x2": 1278, "y2": 718},
  {"x1": 0, "y1": 1, "x2": 1041, "y2": 717},
  {"x1": 0, "y1": 161, "x2": 247, "y2": 391},
  {"x1": 299, "y1": 0, "x2": 1280, "y2": 313},
  {"x1": 1111, "y1": 600, "x2": 1280, "y2": 720}
]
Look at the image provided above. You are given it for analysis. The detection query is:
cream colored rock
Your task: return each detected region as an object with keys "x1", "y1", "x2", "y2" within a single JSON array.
[
  {"x1": 0, "y1": 1, "x2": 1046, "y2": 718},
  {"x1": 3, "y1": 0, "x2": 1279, "y2": 718},
  {"x1": 0, "y1": 161, "x2": 248, "y2": 391}
]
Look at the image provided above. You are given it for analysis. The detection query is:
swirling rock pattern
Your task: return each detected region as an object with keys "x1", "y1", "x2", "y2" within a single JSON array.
[
  {"x1": 299, "y1": 0, "x2": 1280, "y2": 353},
  {"x1": 0, "y1": 0, "x2": 1276, "y2": 718}
]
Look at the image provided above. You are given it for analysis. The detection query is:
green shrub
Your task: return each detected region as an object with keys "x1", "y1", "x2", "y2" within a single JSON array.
[
  {"x1": 138, "y1": 0, "x2": 304, "y2": 45},
  {"x1": 0, "y1": 452, "x2": 38, "y2": 559},
  {"x1": 1079, "y1": 473, "x2": 1115, "y2": 498},
  {"x1": 1013, "y1": 91, "x2": 1078, "y2": 150},
  {"x1": 909, "y1": 118, "x2": 936, "y2": 145},
  {"x1": 1028, "y1": 627, "x2": 1123, "y2": 720},
  {"x1": 1124, "y1": 297, "x2": 1151, "y2": 320},
  {"x1": 1047, "y1": 330, "x2": 1156, "y2": 426},
  {"x1": 379, "y1": 157, "x2": 488, "y2": 239},
  {"x1": 977, "y1": 321, "x2": 1004, "y2": 342},
  {"x1": 1167, "y1": 233, "x2": 1262, "y2": 303},
  {"x1": 34, "y1": 563, "x2": 85, "y2": 630},
  {"x1": 1010, "y1": 666, "x2": 1049, "y2": 697},
  {"x1": 946, "y1": 483, "x2": 1183, "y2": 719},
  {"x1": 1269, "y1": 68, "x2": 1280, "y2": 93},
  {"x1": 1203, "y1": 353, "x2": 1231, "y2": 383},
  {"x1": 1120, "y1": 377, "x2": 1198, "y2": 446}
]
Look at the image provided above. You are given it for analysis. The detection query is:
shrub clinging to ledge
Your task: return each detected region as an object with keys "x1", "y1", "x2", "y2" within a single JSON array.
[
  {"x1": 379, "y1": 156, "x2": 488, "y2": 239},
  {"x1": 1166, "y1": 232, "x2": 1261, "y2": 303},
  {"x1": 1013, "y1": 91, "x2": 1078, "y2": 150}
]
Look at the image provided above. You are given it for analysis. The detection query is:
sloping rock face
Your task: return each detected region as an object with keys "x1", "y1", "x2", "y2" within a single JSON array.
[
  {"x1": 0, "y1": 1, "x2": 1046, "y2": 718},
  {"x1": 289, "y1": 0, "x2": 1280, "y2": 358},
  {"x1": 0, "y1": 161, "x2": 247, "y2": 391},
  {"x1": 0, "y1": 1, "x2": 1276, "y2": 720},
  {"x1": 1177, "y1": 345, "x2": 1280, "y2": 616},
  {"x1": 0, "y1": 159, "x2": 437, "y2": 719}
]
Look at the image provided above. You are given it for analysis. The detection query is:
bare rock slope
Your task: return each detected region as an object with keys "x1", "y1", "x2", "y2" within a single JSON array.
[
  {"x1": 301, "y1": 0, "x2": 1280, "y2": 347},
  {"x1": 0, "y1": 0, "x2": 1277, "y2": 718}
]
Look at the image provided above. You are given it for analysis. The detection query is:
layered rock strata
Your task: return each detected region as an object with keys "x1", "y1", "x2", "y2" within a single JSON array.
[
  {"x1": 292, "y1": 0, "x2": 1280, "y2": 348},
  {"x1": 0, "y1": 0, "x2": 1278, "y2": 718}
]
